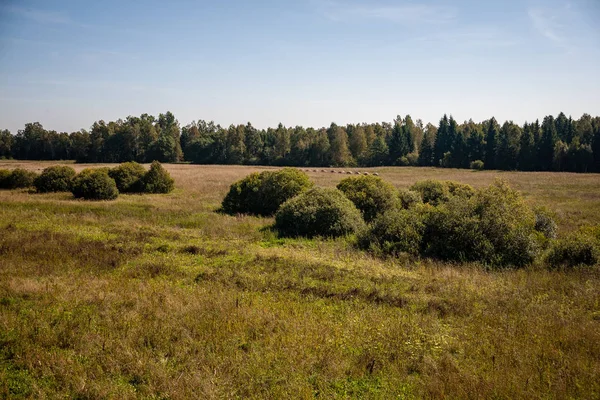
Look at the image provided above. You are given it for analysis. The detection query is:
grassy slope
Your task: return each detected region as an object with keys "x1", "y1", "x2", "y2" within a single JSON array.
[{"x1": 0, "y1": 162, "x2": 599, "y2": 399}]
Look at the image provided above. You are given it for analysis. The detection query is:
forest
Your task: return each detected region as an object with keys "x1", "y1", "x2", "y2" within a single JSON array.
[{"x1": 1, "y1": 111, "x2": 600, "y2": 172}]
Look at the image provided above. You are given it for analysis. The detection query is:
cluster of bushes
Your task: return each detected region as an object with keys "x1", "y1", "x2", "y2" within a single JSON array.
[
  {"x1": 0, "y1": 161, "x2": 174, "y2": 200},
  {"x1": 222, "y1": 169, "x2": 599, "y2": 269},
  {"x1": 221, "y1": 168, "x2": 312, "y2": 216},
  {"x1": 0, "y1": 168, "x2": 39, "y2": 189}
]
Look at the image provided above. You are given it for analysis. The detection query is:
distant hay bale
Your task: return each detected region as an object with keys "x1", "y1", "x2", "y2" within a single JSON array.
[
  {"x1": 339, "y1": 171, "x2": 345, "y2": 174},
  {"x1": 330, "y1": 170, "x2": 336, "y2": 173},
  {"x1": 363, "y1": 172, "x2": 370, "y2": 176},
  {"x1": 321, "y1": 169, "x2": 327, "y2": 173},
  {"x1": 354, "y1": 171, "x2": 361, "y2": 175},
  {"x1": 373, "y1": 173, "x2": 380, "y2": 176},
  {"x1": 346, "y1": 171, "x2": 353, "y2": 175}
]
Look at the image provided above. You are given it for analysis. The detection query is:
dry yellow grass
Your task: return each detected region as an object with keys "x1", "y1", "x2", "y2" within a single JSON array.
[{"x1": 0, "y1": 161, "x2": 599, "y2": 399}]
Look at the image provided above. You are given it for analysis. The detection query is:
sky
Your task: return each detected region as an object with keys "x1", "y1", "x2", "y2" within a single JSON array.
[{"x1": 0, "y1": 0, "x2": 599, "y2": 133}]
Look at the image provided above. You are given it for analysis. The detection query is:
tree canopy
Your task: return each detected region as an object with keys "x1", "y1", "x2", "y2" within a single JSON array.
[{"x1": 2, "y1": 111, "x2": 600, "y2": 173}]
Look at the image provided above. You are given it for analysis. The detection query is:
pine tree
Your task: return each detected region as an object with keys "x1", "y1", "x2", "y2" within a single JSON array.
[
  {"x1": 433, "y1": 115, "x2": 450, "y2": 166},
  {"x1": 418, "y1": 124, "x2": 436, "y2": 166},
  {"x1": 518, "y1": 123, "x2": 536, "y2": 171},
  {"x1": 485, "y1": 118, "x2": 499, "y2": 169},
  {"x1": 539, "y1": 116, "x2": 558, "y2": 171}
]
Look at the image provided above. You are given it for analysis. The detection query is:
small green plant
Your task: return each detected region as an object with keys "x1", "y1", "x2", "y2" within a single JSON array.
[
  {"x1": 547, "y1": 233, "x2": 599, "y2": 268},
  {"x1": 1, "y1": 168, "x2": 39, "y2": 189},
  {"x1": 275, "y1": 187, "x2": 365, "y2": 238},
  {"x1": 34, "y1": 165, "x2": 76, "y2": 192},
  {"x1": 109, "y1": 162, "x2": 146, "y2": 193},
  {"x1": 533, "y1": 206, "x2": 558, "y2": 239},
  {"x1": 337, "y1": 175, "x2": 399, "y2": 222},
  {"x1": 470, "y1": 160, "x2": 485, "y2": 170},
  {"x1": 140, "y1": 161, "x2": 175, "y2": 194},
  {"x1": 222, "y1": 168, "x2": 312, "y2": 216},
  {"x1": 71, "y1": 169, "x2": 119, "y2": 200},
  {"x1": 358, "y1": 209, "x2": 424, "y2": 256}
]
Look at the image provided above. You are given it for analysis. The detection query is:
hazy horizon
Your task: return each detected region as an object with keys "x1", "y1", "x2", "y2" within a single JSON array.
[{"x1": 1, "y1": 0, "x2": 599, "y2": 133}]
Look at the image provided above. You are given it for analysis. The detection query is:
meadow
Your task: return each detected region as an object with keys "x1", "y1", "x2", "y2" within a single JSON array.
[{"x1": 1, "y1": 161, "x2": 599, "y2": 399}]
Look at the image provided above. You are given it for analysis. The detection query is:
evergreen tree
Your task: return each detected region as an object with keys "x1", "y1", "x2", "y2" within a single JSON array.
[
  {"x1": 433, "y1": 115, "x2": 450, "y2": 166},
  {"x1": 518, "y1": 123, "x2": 536, "y2": 171},
  {"x1": 539, "y1": 116, "x2": 558, "y2": 171},
  {"x1": 367, "y1": 135, "x2": 389, "y2": 166},
  {"x1": 496, "y1": 122, "x2": 521, "y2": 170},
  {"x1": 485, "y1": 118, "x2": 500, "y2": 169},
  {"x1": 464, "y1": 120, "x2": 485, "y2": 164}
]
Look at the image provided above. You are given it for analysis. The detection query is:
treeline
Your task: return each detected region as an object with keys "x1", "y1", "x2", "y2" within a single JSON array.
[{"x1": 2, "y1": 111, "x2": 600, "y2": 172}]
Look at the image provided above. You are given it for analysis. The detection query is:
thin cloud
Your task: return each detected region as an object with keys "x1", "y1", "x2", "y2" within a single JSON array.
[
  {"x1": 318, "y1": 1, "x2": 457, "y2": 25},
  {"x1": 528, "y1": 7, "x2": 565, "y2": 45}
]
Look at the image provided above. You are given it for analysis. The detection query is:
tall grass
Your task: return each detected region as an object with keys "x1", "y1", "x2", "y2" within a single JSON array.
[{"x1": 1, "y1": 161, "x2": 599, "y2": 399}]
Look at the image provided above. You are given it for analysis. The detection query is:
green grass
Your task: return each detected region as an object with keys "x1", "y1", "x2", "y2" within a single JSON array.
[{"x1": 0, "y1": 162, "x2": 599, "y2": 399}]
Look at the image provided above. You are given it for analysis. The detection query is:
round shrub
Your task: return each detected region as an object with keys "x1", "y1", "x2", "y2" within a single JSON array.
[
  {"x1": 221, "y1": 172, "x2": 265, "y2": 215},
  {"x1": 140, "y1": 161, "x2": 174, "y2": 194},
  {"x1": 72, "y1": 169, "x2": 119, "y2": 200},
  {"x1": 4, "y1": 168, "x2": 39, "y2": 189},
  {"x1": 398, "y1": 189, "x2": 422, "y2": 209},
  {"x1": 410, "y1": 180, "x2": 450, "y2": 205},
  {"x1": 421, "y1": 198, "x2": 494, "y2": 263},
  {"x1": 0, "y1": 169, "x2": 11, "y2": 189},
  {"x1": 34, "y1": 165, "x2": 76, "y2": 193},
  {"x1": 221, "y1": 168, "x2": 312, "y2": 216},
  {"x1": 445, "y1": 181, "x2": 475, "y2": 199},
  {"x1": 358, "y1": 209, "x2": 424, "y2": 256},
  {"x1": 533, "y1": 206, "x2": 558, "y2": 239},
  {"x1": 471, "y1": 180, "x2": 540, "y2": 267},
  {"x1": 470, "y1": 160, "x2": 484, "y2": 170},
  {"x1": 275, "y1": 188, "x2": 365, "y2": 238},
  {"x1": 259, "y1": 168, "x2": 313, "y2": 215},
  {"x1": 109, "y1": 162, "x2": 146, "y2": 193},
  {"x1": 418, "y1": 180, "x2": 541, "y2": 267},
  {"x1": 337, "y1": 175, "x2": 399, "y2": 222},
  {"x1": 547, "y1": 233, "x2": 598, "y2": 268}
]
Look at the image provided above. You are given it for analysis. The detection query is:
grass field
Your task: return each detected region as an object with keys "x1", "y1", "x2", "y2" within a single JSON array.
[{"x1": 1, "y1": 161, "x2": 599, "y2": 399}]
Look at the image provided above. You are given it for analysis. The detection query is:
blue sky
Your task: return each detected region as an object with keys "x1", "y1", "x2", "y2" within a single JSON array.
[{"x1": 1, "y1": 0, "x2": 599, "y2": 133}]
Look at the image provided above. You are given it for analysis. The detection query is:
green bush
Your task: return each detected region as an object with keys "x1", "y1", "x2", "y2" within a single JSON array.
[
  {"x1": 34, "y1": 166, "x2": 76, "y2": 193},
  {"x1": 221, "y1": 172, "x2": 264, "y2": 215},
  {"x1": 0, "y1": 169, "x2": 10, "y2": 188},
  {"x1": 259, "y1": 168, "x2": 313, "y2": 215},
  {"x1": 533, "y1": 206, "x2": 558, "y2": 239},
  {"x1": 2, "y1": 168, "x2": 39, "y2": 189},
  {"x1": 109, "y1": 162, "x2": 146, "y2": 193},
  {"x1": 358, "y1": 209, "x2": 424, "y2": 256},
  {"x1": 445, "y1": 181, "x2": 475, "y2": 199},
  {"x1": 275, "y1": 188, "x2": 365, "y2": 238},
  {"x1": 410, "y1": 180, "x2": 450, "y2": 205},
  {"x1": 140, "y1": 161, "x2": 174, "y2": 194},
  {"x1": 222, "y1": 168, "x2": 312, "y2": 216},
  {"x1": 398, "y1": 189, "x2": 422, "y2": 209},
  {"x1": 421, "y1": 199, "x2": 494, "y2": 263},
  {"x1": 418, "y1": 180, "x2": 541, "y2": 267},
  {"x1": 471, "y1": 180, "x2": 540, "y2": 267},
  {"x1": 547, "y1": 233, "x2": 599, "y2": 268},
  {"x1": 71, "y1": 169, "x2": 119, "y2": 200},
  {"x1": 337, "y1": 175, "x2": 399, "y2": 222},
  {"x1": 470, "y1": 160, "x2": 485, "y2": 170}
]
